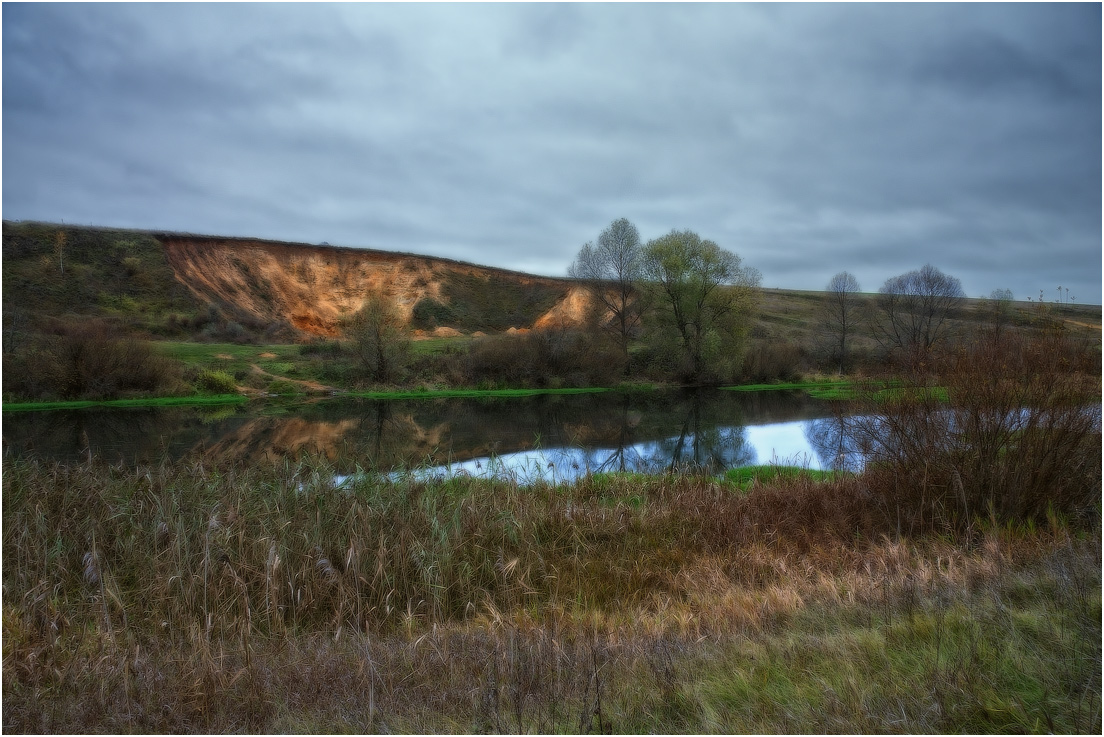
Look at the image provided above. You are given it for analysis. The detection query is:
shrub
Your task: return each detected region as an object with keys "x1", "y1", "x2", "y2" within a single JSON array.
[
  {"x1": 191, "y1": 303, "x2": 222, "y2": 330},
  {"x1": 196, "y1": 369, "x2": 238, "y2": 395},
  {"x1": 462, "y1": 329, "x2": 625, "y2": 388},
  {"x1": 299, "y1": 338, "x2": 346, "y2": 357},
  {"x1": 266, "y1": 379, "x2": 300, "y2": 395},
  {"x1": 851, "y1": 328, "x2": 1101, "y2": 532},
  {"x1": 343, "y1": 295, "x2": 411, "y2": 385},
  {"x1": 739, "y1": 339, "x2": 807, "y2": 384},
  {"x1": 629, "y1": 340, "x2": 689, "y2": 382},
  {"x1": 223, "y1": 321, "x2": 248, "y2": 344},
  {"x1": 2, "y1": 320, "x2": 183, "y2": 400},
  {"x1": 410, "y1": 297, "x2": 456, "y2": 329}
]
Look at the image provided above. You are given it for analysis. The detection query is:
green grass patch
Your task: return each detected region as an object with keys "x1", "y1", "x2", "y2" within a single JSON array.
[
  {"x1": 723, "y1": 379, "x2": 946, "y2": 403},
  {"x1": 876, "y1": 384, "x2": 949, "y2": 403},
  {"x1": 410, "y1": 336, "x2": 472, "y2": 355},
  {"x1": 806, "y1": 384, "x2": 864, "y2": 400},
  {"x1": 343, "y1": 386, "x2": 610, "y2": 400},
  {"x1": 2, "y1": 394, "x2": 248, "y2": 412},
  {"x1": 724, "y1": 464, "x2": 843, "y2": 491},
  {"x1": 588, "y1": 471, "x2": 655, "y2": 486},
  {"x1": 724, "y1": 379, "x2": 857, "y2": 396},
  {"x1": 704, "y1": 588, "x2": 1099, "y2": 733},
  {"x1": 157, "y1": 341, "x2": 301, "y2": 364}
]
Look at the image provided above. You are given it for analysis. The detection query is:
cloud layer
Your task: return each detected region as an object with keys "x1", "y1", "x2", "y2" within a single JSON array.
[{"x1": 4, "y1": 3, "x2": 1100, "y2": 302}]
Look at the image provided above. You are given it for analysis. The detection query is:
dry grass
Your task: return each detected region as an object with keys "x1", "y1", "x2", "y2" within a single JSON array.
[{"x1": 4, "y1": 455, "x2": 1100, "y2": 733}]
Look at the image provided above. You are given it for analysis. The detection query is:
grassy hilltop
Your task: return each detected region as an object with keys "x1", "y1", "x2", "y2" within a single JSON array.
[
  {"x1": 2, "y1": 220, "x2": 576, "y2": 342},
  {"x1": 2, "y1": 222, "x2": 206, "y2": 336}
]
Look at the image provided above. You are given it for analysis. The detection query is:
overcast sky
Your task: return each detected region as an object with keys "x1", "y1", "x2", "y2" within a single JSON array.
[{"x1": 4, "y1": 2, "x2": 1101, "y2": 303}]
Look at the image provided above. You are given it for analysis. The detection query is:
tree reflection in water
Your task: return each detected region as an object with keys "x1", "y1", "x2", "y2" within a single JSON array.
[
  {"x1": 402, "y1": 392, "x2": 758, "y2": 483},
  {"x1": 803, "y1": 414, "x2": 870, "y2": 473},
  {"x1": 5, "y1": 389, "x2": 838, "y2": 480}
]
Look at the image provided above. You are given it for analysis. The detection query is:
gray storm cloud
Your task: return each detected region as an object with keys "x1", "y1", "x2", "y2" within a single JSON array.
[{"x1": 3, "y1": 2, "x2": 1100, "y2": 303}]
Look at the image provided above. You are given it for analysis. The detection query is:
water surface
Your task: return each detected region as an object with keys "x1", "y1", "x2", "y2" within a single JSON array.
[{"x1": 3, "y1": 389, "x2": 855, "y2": 479}]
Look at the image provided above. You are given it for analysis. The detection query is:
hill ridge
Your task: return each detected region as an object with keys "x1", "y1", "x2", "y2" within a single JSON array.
[
  {"x1": 2, "y1": 220, "x2": 587, "y2": 338},
  {"x1": 6, "y1": 219, "x2": 576, "y2": 283}
]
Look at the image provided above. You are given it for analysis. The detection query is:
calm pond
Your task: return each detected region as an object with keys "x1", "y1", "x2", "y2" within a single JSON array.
[{"x1": 2, "y1": 389, "x2": 861, "y2": 481}]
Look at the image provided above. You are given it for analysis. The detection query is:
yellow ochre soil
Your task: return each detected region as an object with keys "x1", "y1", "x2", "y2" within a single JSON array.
[{"x1": 161, "y1": 237, "x2": 594, "y2": 337}]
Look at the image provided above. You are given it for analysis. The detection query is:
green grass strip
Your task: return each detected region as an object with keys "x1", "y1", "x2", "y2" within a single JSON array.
[
  {"x1": 2, "y1": 394, "x2": 249, "y2": 413},
  {"x1": 341, "y1": 386, "x2": 611, "y2": 400},
  {"x1": 723, "y1": 380, "x2": 856, "y2": 394},
  {"x1": 3, "y1": 386, "x2": 620, "y2": 412},
  {"x1": 724, "y1": 464, "x2": 845, "y2": 491},
  {"x1": 723, "y1": 379, "x2": 916, "y2": 401}
]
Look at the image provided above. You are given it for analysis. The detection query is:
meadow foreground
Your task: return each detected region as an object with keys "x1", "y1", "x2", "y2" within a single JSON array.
[{"x1": 3, "y1": 457, "x2": 1099, "y2": 734}]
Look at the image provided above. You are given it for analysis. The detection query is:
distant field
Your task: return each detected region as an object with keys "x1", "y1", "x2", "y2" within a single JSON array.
[{"x1": 751, "y1": 287, "x2": 1101, "y2": 348}]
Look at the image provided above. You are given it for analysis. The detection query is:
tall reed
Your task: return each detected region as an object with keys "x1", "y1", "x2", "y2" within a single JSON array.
[{"x1": 4, "y1": 436, "x2": 1099, "y2": 731}]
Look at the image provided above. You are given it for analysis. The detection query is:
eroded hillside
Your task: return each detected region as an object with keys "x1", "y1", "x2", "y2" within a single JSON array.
[
  {"x1": 159, "y1": 234, "x2": 588, "y2": 337},
  {"x1": 1, "y1": 221, "x2": 593, "y2": 339}
]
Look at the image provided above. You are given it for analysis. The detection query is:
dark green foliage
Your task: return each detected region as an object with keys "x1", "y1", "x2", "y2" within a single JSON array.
[
  {"x1": 2, "y1": 221, "x2": 204, "y2": 332},
  {"x1": 439, "y1": 272, "x2": 568, "y2": 332},
  {"x1": 410, "y1": 297, "x2": 457, "y2": 329}
]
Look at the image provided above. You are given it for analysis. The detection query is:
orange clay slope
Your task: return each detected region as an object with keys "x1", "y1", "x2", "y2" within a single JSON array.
[{"x1": 158, "y1": 234, "x2": 594, "y2": 337}]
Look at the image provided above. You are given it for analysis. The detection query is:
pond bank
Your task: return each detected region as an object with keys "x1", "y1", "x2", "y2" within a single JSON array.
[{"x1": 2, "y1": 378, "x2": 863, "y2": 412}]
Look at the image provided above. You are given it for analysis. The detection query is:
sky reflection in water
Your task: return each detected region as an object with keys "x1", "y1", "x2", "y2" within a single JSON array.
[{"x1": 384, "y1": 418, "x2": 833, "y2": 486}]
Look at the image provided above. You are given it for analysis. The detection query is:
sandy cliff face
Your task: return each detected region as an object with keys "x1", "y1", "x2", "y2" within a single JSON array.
[
  {"x1": 532, "y1": 285, "x2": 594, "y2": 330},
  {"x1": 160, "y1": 236, "x2": 590, "y2": 337}
]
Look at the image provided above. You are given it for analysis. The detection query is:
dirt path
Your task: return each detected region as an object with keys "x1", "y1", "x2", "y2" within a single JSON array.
[
  {"x1": 246, "y1": 363, "x2": 336, "y2": 395},
  {"x1": 1062, "y1": 318, "x2": 1102, "y2": 330}
]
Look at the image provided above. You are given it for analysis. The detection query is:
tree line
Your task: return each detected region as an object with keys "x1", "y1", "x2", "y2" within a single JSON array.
[
  {"x1": 339, "y1": 217, "x2": 1058, "y2": 389},
  {"x1": 569, "y1": 218, "x2": 761, "y2": 382},
  {"x1": 568, "y1": 217, "x2": 980, "y2": 381}
]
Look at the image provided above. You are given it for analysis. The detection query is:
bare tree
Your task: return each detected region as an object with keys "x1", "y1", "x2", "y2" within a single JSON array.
[
  {"x1": 822, "y1": 271, "x2": 861, "y2": 375},
  {"x1": 343, "y1": 294, "x2": 410, "y2": 384},
  {"x1": 55, "y1": 230, "x2": 66, "y2": 275},
  {"x1": 569, "y1": 218, "x2": 643, "y2": 364},
  {"x1": 983, "y1": 288, "x2": 1015, "y2": 337},
  {"x1": 873, "y1": 264, "x2": 964, "y2": 361}
]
